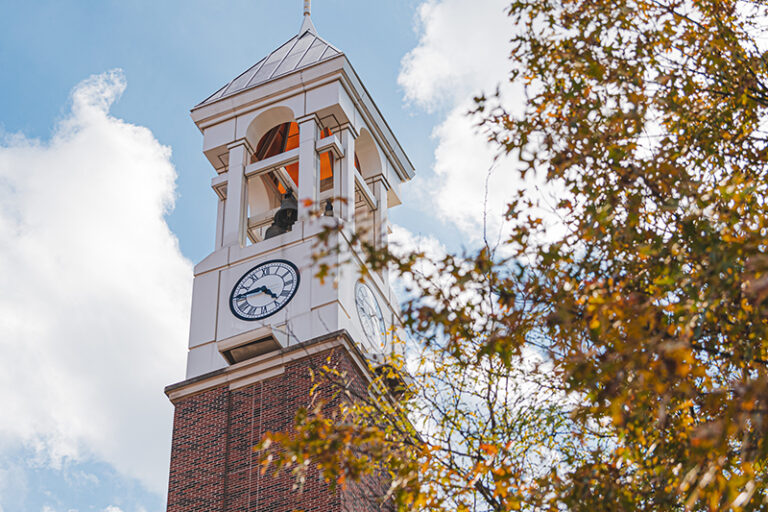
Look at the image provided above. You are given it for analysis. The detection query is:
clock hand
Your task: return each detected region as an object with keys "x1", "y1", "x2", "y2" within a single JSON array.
[
  {"x1": 260, "y1": 286, "x2": 278, "y2": 299},
  {"x1": 234, "y1": 286, "x2": 278, "y2": 300}
]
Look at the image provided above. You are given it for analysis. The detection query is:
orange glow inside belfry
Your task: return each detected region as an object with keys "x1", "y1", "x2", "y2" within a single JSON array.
[
  {"x1": 253, "y1": 122, "x2": 335, "y2": 194},
  {"x1": 319, "y1": 127, "x2": 334, "y2": 191}
]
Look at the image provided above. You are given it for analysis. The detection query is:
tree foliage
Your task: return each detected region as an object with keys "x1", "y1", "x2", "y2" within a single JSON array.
[{"x1": 258, "y1": 0, "x2": 768, "y2": 510}]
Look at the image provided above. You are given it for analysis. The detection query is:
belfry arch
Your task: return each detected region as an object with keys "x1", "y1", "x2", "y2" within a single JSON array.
[
  {"x1": 242, "y1": 106, "x2": 339, "y2": 243},
  {"x1": 355, "y1": 128, "x2": 382, "y2": 179},
  {"x1": 245, "y1": 106, "x2": 295, "y2": 149}
]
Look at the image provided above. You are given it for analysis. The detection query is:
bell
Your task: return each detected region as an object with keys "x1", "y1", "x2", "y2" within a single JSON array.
[
  {"x1": 264, "y1": 190, "x2": 298, "y2": 239},
  {"x1": 324, "y1": 198, "x2": 334, "y2": 217}
]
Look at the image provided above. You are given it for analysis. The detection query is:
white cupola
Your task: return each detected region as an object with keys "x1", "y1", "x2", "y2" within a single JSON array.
[{"x1": 183, "y1": 6, "x2": 414, "y2": 380}]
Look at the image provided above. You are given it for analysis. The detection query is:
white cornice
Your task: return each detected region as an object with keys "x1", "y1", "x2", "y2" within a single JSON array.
[
  {"x1": 190, "y1": 56, "x2": 346, "y2": 127},
  {"x1": 165, "y1": 330, "x2": 374, "y2": 403},
  {"x1": 190, "y1": 55, "x2": 415, "y2": 183}
]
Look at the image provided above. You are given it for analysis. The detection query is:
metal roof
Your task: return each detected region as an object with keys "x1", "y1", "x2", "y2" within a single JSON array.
[{"x1": 197, "y1": 16, "x2": 343, "y2": 107}]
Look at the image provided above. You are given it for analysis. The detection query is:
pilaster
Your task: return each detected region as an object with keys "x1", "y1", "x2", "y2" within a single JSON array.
[
  {"x1": 297, "y1": 116, "x2": 318, "y2": 220},
  {"x1": 222, "y1": 140, "x2": 252, "y2": 247},
  {"x1": 339, "y1": 125, "x2": 357, "y2": 230},
  {"x1": 372, "y1": 178, "x2": 388, "y2": 250},
  {"x1": 215, "y1": 197, "x2": 226, "y2": 249},
  {"x1": 372, "y1": 178, "x2": 389, "y2": 284}
]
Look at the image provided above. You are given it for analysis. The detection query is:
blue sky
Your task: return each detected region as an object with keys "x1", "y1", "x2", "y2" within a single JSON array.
[
  {"x1": 0, "y1": 0, "x2": 444, "y2": 263},
  {"x1": 0, "y1": 1, "x2": 520, "y2": 510}
]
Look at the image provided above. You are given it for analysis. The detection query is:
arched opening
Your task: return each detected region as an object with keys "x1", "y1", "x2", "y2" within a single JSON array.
[
  {"x1": 350, "y1": 129, "x2": 385, "y2": 251},
  {"x1": 251, "y1": 122, "x2": 300, "y2": 192},
  {"x1": 246, "y1": 121, "x2": 300, "y2": 243},
  {"x1": 250, "y1": 122, "x2": 336, "y2": 193},
  {"x1": 245, "y1": 120, "x2": 337, "y2": 243},
  {"x1": 355, "y1": 129, "x2": 382, "y2": 179},
  {"x1": 350, "y1": 149, "x2": 375, "y2": 250}
]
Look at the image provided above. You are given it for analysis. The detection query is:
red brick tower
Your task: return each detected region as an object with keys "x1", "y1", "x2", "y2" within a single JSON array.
[{"x1": 164, "y1": 5, "x2": 415, "y2": 511}]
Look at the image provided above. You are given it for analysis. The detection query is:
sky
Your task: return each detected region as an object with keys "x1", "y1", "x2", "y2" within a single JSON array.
[{"x1": 0, "y1": 1, "x2": 523, "y2": 510}]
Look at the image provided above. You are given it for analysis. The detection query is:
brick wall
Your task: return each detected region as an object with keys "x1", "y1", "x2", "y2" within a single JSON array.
[{"x1": 166, "y1": 346, "x2": 392, "y2": 512}]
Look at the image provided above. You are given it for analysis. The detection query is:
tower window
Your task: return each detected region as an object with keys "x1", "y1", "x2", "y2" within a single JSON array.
[
  {"x1": 252, "y1": 122, "x2": 300, "y2": 193},
  {"x1": 251, "y1": 122, "x2": 336, "y2": 194},
  {"x1": 245, "y1": 122, "x2": 339, "y2": 243},
  {"x1": 319, "y1": 127, "x2": 334, "y2": 193},
  {"x1": 246, "y1": 122, "x2": 301, "y2": 243}
]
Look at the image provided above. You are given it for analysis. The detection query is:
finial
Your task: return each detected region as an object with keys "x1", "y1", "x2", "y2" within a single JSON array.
[{"x1": 299, "y1": 0, "x2": 316, "y2": 34}]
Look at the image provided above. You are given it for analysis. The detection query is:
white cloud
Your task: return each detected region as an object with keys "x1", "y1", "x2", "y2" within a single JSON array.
[
  {"x1": 389, "y1": 224, "x2": 450, "y2": 300},
  {"x1": 400, "y1": 0, "x2": 566, "y2": 248},
  {"x1": 65, "y1": 468, "x2": 100, "y2": 488},
  {"x1": 103, "y1": 507, "x2": 123, "y2": 512},
  {"x1": 389, "y1": 224, "x2": 447, "y2": 266},
  {"x1": 399, "y1": 0, "x2": 514, "y2": 111},
  {"x1": 389, "y1": 224, "x2": 484, "y2": 327},
  {"x1": 0, "y1": 70, "x2": 191, "y2": 496}
]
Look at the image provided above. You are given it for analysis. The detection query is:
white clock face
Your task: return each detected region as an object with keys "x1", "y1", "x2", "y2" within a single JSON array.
[
  {"x1": 230, "y1": 260, "x2": 300, "y2": 321},
  {"x1": 355, "y1": 282, "x2": 386, "y2": 348}
]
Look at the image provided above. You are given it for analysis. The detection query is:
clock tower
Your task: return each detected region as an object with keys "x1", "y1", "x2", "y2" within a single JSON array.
[{"x1": 164, "y1": 5, "x2": 414, "y2": 512}]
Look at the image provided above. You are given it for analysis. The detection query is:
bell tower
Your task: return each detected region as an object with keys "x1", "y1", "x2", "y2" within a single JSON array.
[{"x1": 164, "y1": 4, "x2": 414, "y2": 511}]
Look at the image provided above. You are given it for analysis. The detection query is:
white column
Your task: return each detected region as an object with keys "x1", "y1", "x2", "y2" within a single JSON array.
[
  {"x1": 339, "y1": 126, "x2": 357, "y2": 231},
  {"x1": 215, "y1": 196, "x2": 226, "y2": 249},
  {"x1": 222, "y1": 141, "x2": 251, "y2": 247},
  {"x1": 372, "y1": 178, "x2": 390, "y2": 285},
  {"x1": 297, "y1": 117, "x2": 318, "y2": 220},
  {"x1": 372, "y1": 179, "x2": 388, "y2": 250}
]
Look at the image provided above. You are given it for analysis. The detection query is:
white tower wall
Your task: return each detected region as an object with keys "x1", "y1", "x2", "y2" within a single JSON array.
[{"x1": 185, "y1": 18, "x2": 414, "y2": 380}]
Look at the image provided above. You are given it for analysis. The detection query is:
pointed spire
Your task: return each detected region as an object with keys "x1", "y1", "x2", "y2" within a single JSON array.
[{"x1": 299, "y1": 0, "x2": 316, "y2": 35}]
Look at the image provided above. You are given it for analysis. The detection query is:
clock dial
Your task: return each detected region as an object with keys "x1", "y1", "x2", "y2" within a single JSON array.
[
  {"x1": 230, "y1": 260, "x2": 300, "y2": 321},
  {"x1": 355, "y1": 282, "x2": 386, "y2": 348}
]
